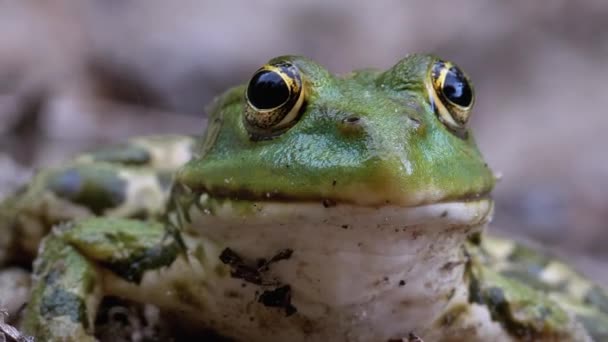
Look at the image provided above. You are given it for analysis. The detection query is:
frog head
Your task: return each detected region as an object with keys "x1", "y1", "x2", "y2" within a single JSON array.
[
  {"x1": 179, "y1": 54, "x2": 494, "y2": 209},
  {"x1": 174, "y1": 55, "x2": 496, "y2": 336}
]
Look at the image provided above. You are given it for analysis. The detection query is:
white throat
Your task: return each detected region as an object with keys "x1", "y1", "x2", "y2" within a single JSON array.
[{"x1": 186, "y1": 198, "x2": 493, "y2": 341}]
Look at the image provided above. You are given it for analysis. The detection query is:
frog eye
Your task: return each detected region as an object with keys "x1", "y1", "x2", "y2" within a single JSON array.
[
  {"x1": 428, "y1": 60, "x2": 474, "y2": 131},
  {"x1": 244, "y1": 62, "x2": 305, "y2": 138}
]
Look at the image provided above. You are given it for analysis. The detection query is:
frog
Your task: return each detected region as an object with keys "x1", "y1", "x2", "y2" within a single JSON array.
[{"x1": 0, "y1": 54, "x2": 607, "y2": 341}]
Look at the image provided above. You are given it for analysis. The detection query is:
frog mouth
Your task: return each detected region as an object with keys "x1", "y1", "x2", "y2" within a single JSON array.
[
  {"x1": 192, "y1": 183, "x2": 492, "y2": 208},
  {"x1": 195, "y1": 188, "x2": 494, "y2": 229}
]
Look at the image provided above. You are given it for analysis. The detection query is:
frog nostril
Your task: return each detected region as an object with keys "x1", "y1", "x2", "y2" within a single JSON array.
[
  {"x1": 338, "y1": 115, "x2": 366, "y2": 136},
  {"x1": 342, "y1": 116, "x2": 361, "y2": 124},
  {"x1": 408, "y1": 116, "x2": 421, "y2": 128}
]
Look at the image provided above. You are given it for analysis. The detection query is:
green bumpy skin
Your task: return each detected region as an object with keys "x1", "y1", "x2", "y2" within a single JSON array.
[{"x1": 0, "y1": 55, "x2": 606, "y2": 341}]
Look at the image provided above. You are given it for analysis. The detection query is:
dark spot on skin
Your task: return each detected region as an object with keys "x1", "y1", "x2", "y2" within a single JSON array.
[
  {"x1": 322, "y1": 199, "x2": 336, "y2": 208},
  {"x1": 106, "y1": 242, "x2": 180, "y2": 284},
  {"x1": 483, "y1": 287, "x2": 540, "y2": 337},
  {"x1": 467, "y1": 232, "x2": 482, "y2": 245},
  {"x1": 383, "y1": 276, "x2": 389, "y2": 283},
  {"x1": 486, "y1": 287, "x2": 508, "y2": 307},
  {"x1": 157, "y1": 172, "x2": 174, "y2": 192},
  {"x1": 40, "y1": 288, "x2": 89, "y2": 329},
  {"x1": 258, "y1": 285, "x2": 297, "y2": 316},
  {"x1": 48, "y1": 166, "x2": 127, "y2": 215},
  {"x1": 399, "y1": 280, "x2": 406, "y2": 287},
  {"x1": 90, "y1": 144, "x2": 151, "y2": 165},
  {"x1": 341, "y1": 224, "x2": 349, "y2": 229}
]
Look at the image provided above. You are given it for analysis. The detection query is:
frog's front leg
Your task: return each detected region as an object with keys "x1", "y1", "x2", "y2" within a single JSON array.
[
  {"x1": 22, "y1": 218, "x2": 191, "y2": 341},
  {"x1": 0, "y1": 135, "x2": 196, "y2": 267},
  {"x1": 23, "y1": 229, "x2": 102, "y2": 341}
]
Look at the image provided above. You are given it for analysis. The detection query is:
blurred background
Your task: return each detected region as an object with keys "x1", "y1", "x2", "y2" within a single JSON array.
[{"x1": 0, "y1": 1, "x2": 606, "y2": 283}]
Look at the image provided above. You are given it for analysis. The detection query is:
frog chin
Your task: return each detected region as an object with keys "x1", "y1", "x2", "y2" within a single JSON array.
[{"x1": 184, "y1": 197, "x2": 493, "y2": 339}]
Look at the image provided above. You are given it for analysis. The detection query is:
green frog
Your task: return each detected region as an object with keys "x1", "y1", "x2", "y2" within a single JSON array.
[{"x1": 1, "y1": 54, "x2": 607, "y2": 341}]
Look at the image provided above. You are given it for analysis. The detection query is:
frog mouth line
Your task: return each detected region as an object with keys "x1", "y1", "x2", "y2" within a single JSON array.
[
  {"x1": 190, "y1": 185, "x2": 492, "y2": 209},
  {"x1": 192, "y1": 186, "x2": 494, "y2": 229}
]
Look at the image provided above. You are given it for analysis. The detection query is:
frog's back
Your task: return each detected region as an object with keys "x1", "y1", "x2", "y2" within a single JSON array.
[
  {"x1": 470, "y1": 234, "x2": 608, "y2": 340},
  {"x1": 0, "y1": 135, "x2": 196, "y2": 265}
]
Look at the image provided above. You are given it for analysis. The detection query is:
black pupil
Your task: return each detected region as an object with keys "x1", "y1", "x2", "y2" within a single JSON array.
[
  {"x1": 442, "y1": 67, "x2": 472, "y2": 107},
  {"x1": 247, "y1": 70, "x2": 289, "y2": 109}
]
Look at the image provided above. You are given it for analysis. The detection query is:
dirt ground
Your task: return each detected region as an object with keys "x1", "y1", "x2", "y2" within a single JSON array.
[{"x1": 0, "y1": 2, "x2": 606, "y2": 338}]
